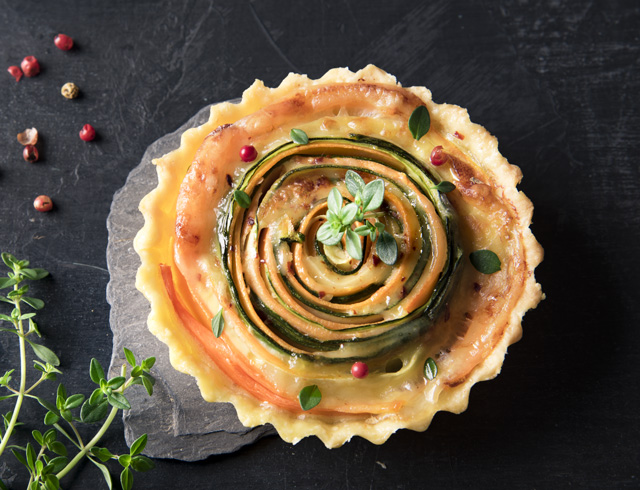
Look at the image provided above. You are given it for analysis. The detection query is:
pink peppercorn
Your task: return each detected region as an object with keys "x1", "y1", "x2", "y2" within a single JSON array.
[
  {"x1": 8, "y1": 66, "x2": 22, "y2": 82},
  {"x1": 23, "y1": 145, "x2": 39, "y2": 162},
  {"x1": 79, "y1": 124, "x2": 96, "y2": 142},
  {"x1": 239, "y1": 145, "x2": 257, "y2": 162},
  {"x1": 54, "y1": 33, "x2": 74, "y2": 51},
  {"x1": 20, "y1": 56, "x2": 40, "y2": 77},
  {"x1": 351, "y1": 362, "x2": 369, "y2": 379},
  {"x1": 430, "y1": 146, "x2": 448, "y2": 166},
  {"x1": 34, "y1": 195, "x2": 53, "y2": 212}
]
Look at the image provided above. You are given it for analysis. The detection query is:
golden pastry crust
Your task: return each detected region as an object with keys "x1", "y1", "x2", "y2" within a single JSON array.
[{"x1": 134, "y1": 65, "x2": 543, "y2": 448}]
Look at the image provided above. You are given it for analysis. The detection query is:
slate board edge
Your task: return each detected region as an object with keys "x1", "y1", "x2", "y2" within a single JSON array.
[{"x1": 105, "y1": 103, "x2": 274, "y2": 461}]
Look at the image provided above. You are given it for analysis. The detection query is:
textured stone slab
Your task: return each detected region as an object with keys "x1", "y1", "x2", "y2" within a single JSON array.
[{"x1": 106, "y1": 104, "x2": 274, "y2": 461}]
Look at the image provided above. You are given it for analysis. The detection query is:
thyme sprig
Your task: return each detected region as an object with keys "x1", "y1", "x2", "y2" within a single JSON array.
[
  {"x1": 316, "y1": 170, "x2": 398, "y2": 265},
  {"x1": 0, "y1": 253, "x2": 155, "y2": 490}
]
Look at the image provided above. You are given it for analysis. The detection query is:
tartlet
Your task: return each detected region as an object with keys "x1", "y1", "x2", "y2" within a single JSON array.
[{"x1": 134, "y1": 65, "x2": 543, "y2": 448}]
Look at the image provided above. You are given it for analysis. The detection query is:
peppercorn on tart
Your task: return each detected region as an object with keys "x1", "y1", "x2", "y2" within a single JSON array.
[{"x1": 134, "y1": 65, "x2": 543, "y2": 448}]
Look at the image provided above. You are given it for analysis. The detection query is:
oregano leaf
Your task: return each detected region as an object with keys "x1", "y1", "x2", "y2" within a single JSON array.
[
  {"x1": 469, "y1": 250, "x2": 501, "y2": 274},
  {"x1": 290, "y1": 128, "x2": 309, "y2": 145},
  {"x1": 233, "y1": 190, "x2": 251, "y2": 209},
  {"x1": 408, "y1": 105, "x2": 431, "y2": 140},
  {"x1": 345, "y1": 170, "x2": 365, "y2": 197},
  {"x1": 327, "y1": 188, "x2": 342, "y2": 215},
  {"x1": 424, "y1": 357, "x2": 438, "y2": 380},
  {"x1": 376, "y1": 230, "x2": 398, "y2": 266},
  {"x1": 211, "y1": 309, "x2": 224, "y2": 338},
  {"x1": 432, "y1": 181, "x2": 456, "y2": 193},
  {"x1": 345, "y1": 229, "x2": 362, "y2": 260},
  {"x1": 298, "y1": 384, "x2": 322, "y2": 411},
  {"x1": 362, "y1": 179, "x2": 384, "y2": 212}
]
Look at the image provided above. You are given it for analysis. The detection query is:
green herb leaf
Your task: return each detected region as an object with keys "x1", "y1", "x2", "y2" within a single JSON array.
[
  {"x1": 290, "y1": 128, "x2": 309, "y2": 145},
  {"x1": 48, "y1": 441, "x2": 67, "y2": 457},
  {"x1": 120, "y1": 467, "x2": 134, "y2": 490},
  {"x1": 89, "y1": 388, "x2": 104, "y2": 405},
  {"x1": 32, "y1": 430, "x2": 44, "y2": 446},
  {"x1": 107, "y1": 376, "x2": 126, "y2": 390},
  {"x1": 408, "y1": 105, "x2": 431, "y2": 140},
  {"x1": 28, "y1": 342, "x2": 60, "y2": 366},
  {"x1": 46, "y1": 456, "x2": 68, "y2": 474},
  {"x1": 11, "y1": 448, "x2": 28, "y2": 468},
  {"x1": 469, "y1": 250, "x2": 501, "y2": 274},
  {"x1": 90, "y1": 446, "x2": 114, "y2": 463},
  {"x1": 141, "y1": 357, "x2": 156, "y2": 371},
  {"x1": 130, "y1": 455, "x2": 155, "y2": 473},
  {"x1": 432, "y1": 181, "x2": 456, "y2": 193},
  {"x1": 81, "y1": 400, "x2": 109, "y2": 423},
  {"x1": 20, "y1": 268, "x2": 49, "y2": 281},
  {"x1": 35, "y1": 397, "x2": 59, "y2": 415},
  {"x1": 211, "y1": 309, "x2": 224, "y2": 338},
  {"x1": 362, "y1": 179, "x2": 384, "y2": 212},
  {"x1": 345, "y1": 170, "x2": 365, "y2": 197},
  {"x1": 1, "y1": 253, "x2": 17, "y2": 269},
  {"x1": 118, "y1": 454, "x2": 132, "y2": 468},
  {"x1": 0, "y1": 277, "x2": 17, "y2": 289},
  {"x1": 233, "y1": 190, "x2": 251, "y2": 209},
  {"x1": 424, "y1": 357, "x2": 438, "y2": 380},
  {"x1": 354, "y1": 225, "x2": 369, "y2": 237},
  {"x1": 142, "y1": 375, "x2": 154, "y2": 397},
  {"x1": 376, "y1": 230, "x2": 398, "y2": 266},
  {"x1": 25, "y1": 443, "x2": 35, "y2": 467},
  {"x1": 340, "y1": 202, "x2": 359, "y2": 224},
  {"x1": 63, "y1": 394, "x2": 85, "y2": 410},
  {"x1": 316, "y1": 222, "x2": 342, "y2": 246},
  {"x1": 22, "y1": 296, "x2": 44, "y2": 310},
  {"x1": 107, "y1": 392, "x2": 131, "y2": 411},
  {"x1": 327, "y1": 188, "x2": 343, "y2": 215},
  {"x1": 89, "y1": 458, "x2": 113, "y2": 490},
  {"x1": 44, "y1": 410, "x2": 60, "y2": 425},
  {"x1": 90, "y1": 358, "x2": 105, "y2": 384},
  {"x1": 129, "y1": 433, "x2": 147, "y2": 457},
  {"x1": 123, "y1": 347, "x2": 136, "y2": 367},
  {"x1": 298, "y1": 384, "x2": 322, "y2": 411},
  {"x1": 345, "y1": 229, "x2": 362, "y2": 261}
]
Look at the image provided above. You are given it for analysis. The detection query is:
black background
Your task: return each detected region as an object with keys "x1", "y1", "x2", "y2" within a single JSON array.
[{"x1": 1, "y1": 1, "x2": 639, "y2": 488}]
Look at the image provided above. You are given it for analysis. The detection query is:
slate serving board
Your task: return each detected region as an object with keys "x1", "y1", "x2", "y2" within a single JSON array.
[{"x1": 105, "y1": 103, "x2": 274, "y2": 461}]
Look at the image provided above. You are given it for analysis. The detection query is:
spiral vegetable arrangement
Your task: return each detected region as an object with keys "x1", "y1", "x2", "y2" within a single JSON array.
[
  {"x1": 136, "y1": 66, "x2": 543, "y2": 447},
  {"x1": 220, "y1": 134, "x2": 462, "y2": 364}
]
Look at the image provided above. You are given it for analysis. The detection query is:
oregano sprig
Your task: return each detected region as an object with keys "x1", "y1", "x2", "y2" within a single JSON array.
[{"x1": 316, "y1": 170, "x2": 398, "y2": 265}]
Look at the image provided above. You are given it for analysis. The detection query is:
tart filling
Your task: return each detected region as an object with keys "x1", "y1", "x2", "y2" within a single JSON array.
[{"x1": 134, "y1": 65, "x2": 543, "y2": 447}]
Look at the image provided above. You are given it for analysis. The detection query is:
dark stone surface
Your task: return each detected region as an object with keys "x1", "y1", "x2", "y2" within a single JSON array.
[{"x1": 0, "y1": 0, "x2": 638, "y2": 488}]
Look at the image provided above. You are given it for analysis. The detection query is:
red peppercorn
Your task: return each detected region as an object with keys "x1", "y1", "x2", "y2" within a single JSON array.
[
  {"x1": 8, "y1": 65, "x2": 22, "y2": 82},
  {"x1": 430, "y1": 146, "x2": 448, "y2": 166},
  {"x1": 34, "y1": 195, "x2": 53, "y2": 212},
  {"x1": 20, "y1": 56, "x2": 40, "y2": 77},
  {"x1": 23, "y1": 145, "x2": 39, "y2": 162},
  {"x1": 54, "y1": 33, "x2": 74, "y2": 51},
  {"x1": 239, "y1": 145, "x2": 257, "y2": 162},
  {"x1": 351, "y1": 362, "x2": 369, "y2": 379},
  {"x1": 79, "y1": 124, "x2": 96, "y2": 142}
]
